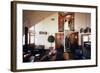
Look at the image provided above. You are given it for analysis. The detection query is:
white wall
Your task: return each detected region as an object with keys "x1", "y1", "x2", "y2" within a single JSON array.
[
  {"x1": 75, "y1": 13, "x2": 91, "y2": 45},
  {"x1": 34, "y1": 12, "x2": 58, "y2": 49},
  {"x1": 23, "y1": 11, "x2": 58, "y2": 49},
  {"x1": 75, "y1": 13, "x2": 91, "y2": 31},
  {"x1": 0, "y1": 0, "x2": 99, "y2": 73},
  {"x1": 26, "y1": 12, "x2": 91, "y2": 46}
]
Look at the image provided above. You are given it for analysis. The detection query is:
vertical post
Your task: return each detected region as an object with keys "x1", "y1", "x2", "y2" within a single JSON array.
[{"x1": 25, "y1": 27, "x2": 28, "y2": 45}]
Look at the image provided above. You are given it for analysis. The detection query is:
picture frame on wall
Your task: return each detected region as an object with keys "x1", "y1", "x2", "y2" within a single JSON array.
[{"x1": 11, "y1": 1, "x2": 98, "y2": 72}]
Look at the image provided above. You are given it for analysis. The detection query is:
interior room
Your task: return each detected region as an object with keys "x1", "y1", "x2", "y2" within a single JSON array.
[{"x1": 23, "y1": 10, "x2": 91, "y2": 62}]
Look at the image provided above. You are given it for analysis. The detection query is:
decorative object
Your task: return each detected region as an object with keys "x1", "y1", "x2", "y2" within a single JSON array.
[
  {"x1": 39, "y1": 31, "x2": 47, "y2": 35},
  {"x1": 11, "y1": 1, "x2": 97, "y2": 72},
  {"x1": 48, "y1": 35, "x2": 55, "y2": 47},
  {"x1": 80, "y1": 28, "x2": 84, "y2": 33},
  {"x1": 84, "y1": 27, "x2": 91, "y2": 33}
]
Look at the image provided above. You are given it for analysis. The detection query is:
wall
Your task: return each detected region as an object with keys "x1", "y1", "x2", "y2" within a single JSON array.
[
  {"x1": 75, "y1": 13, "x2": 91, "y2": 45},
  {"x1": 24, "y1": 11, "x2": 91, "y2": 46},
  {"x1": 75, "y1": 13, "x2": 91, "y2": 31},
  {"x1": 23, "y1": 11, "x2": 58, "y2": 48},
  {"x1": 0, "y1": 0, "x2": 99, "y2": 73},
  {"x1": 34, "y1": 12, "x2": 58, "y2": 49}
]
